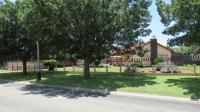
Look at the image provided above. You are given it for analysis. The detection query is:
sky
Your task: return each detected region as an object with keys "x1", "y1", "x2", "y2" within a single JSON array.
[{"x1": 140, "y1": 0, "x2": 173, "y2": 46}]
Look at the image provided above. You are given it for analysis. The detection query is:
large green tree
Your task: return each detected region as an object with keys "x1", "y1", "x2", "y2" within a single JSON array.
[
  {"x1": 156, "y1": 0, "x2": 200, "y2": 47},
  {"x1": 0, "y1": 0, "x2": 37, "y2": 74},
  {"x1": 27, "y1": 0, "x2": 152, "y2": 78}
]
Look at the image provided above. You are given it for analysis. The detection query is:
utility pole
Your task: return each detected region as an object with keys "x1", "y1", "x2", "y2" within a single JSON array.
[{"x1": 36, "y1": 41, "x2": 41, "y2": 81}]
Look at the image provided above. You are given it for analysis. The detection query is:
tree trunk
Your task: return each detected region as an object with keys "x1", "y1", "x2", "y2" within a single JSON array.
[
  {"x1": 84, "y1": 57, "x2": 91, "y2": 79},
  {"x1": 22, "y1": 59, "x2": 27, "y2": 75},
  {"x1": 48, "y1": 65, "x2": 55, "y2": 71}
]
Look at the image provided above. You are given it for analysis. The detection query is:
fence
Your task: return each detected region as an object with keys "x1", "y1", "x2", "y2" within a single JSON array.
[
  {"x1": 61, "y1": 66, "x2": 125, "y2": 73},
  {"x1": 107, "y1": 55, "x2": 200, "y2": 66},
  {"x1": 60, "y1": 65, "x2": 200, "y2": 75},
  {"x1": 1, "y1": 54, "x2": 200, "y2": 74},
  {"x1": 6, "y1": 61, "x2": 36, "y2": 72},
  {"x1": 60, "y1": 55, "x2": 200, "y2": 74}
]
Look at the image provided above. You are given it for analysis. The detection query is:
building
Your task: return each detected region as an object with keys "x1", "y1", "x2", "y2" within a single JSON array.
[
  {"x1": 109, "y1": 38, "x2": 183, "y2": 66},
  {"x1": 132, "y1": 39, "x2": 173, "y2": 58},
  {"x1": 131, "y1": 39, "x2": 182, "y2": 66}
]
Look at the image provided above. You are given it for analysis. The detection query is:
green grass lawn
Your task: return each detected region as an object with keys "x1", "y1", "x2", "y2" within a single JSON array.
[
  {"x1": 57, "y1": 66, "x2": 124, "y2": 73},
  {"x1": 58, "y1": 66, "x2": 152, "y2": 73},
  {"x1": 0, "y1": 71, "x2": 200, "y2": 99},
  {"x1": 0, "y1": 69, "x2": 17, "y2": 73},
  {"x1": 178, "y1": 65, "x2": 200, "y2": 73},
  {"x1": 58, "y1": 65, "x2": 200, "y2": 74}
]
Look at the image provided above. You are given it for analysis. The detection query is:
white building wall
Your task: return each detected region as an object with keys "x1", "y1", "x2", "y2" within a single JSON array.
[
  {"x1": 157, "y1": 45, "x2": 172, "y2": 57},
  {"x1": 143, "y1": 43, "x2": 151, "y2": 57},
  {"x1": 142, "y1": 43, "x2": 172, "y2": 57}
]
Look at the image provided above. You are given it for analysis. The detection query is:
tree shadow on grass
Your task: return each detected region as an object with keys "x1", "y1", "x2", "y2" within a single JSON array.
[
  {"x1": 165, "y1": 77, "x2": 200, "y2": 100},
  {"x1": 20, "y1": 74, "x2": 157, "y2": 99}
]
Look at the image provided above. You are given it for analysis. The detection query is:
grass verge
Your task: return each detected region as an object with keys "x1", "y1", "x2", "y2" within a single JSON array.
[{"x1": 0, "y1": 71, "x2": 200, "y2": 99}]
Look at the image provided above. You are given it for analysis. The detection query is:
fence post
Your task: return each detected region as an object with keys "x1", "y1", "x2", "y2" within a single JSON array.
[
  {"x1": 152, "y1": 65, "x2": 155, "y2": 72},
  {"x1": 94, "y1": 67, "x2": 96, "y2": 74},
  {"x1": 120, "y1": 66, "x2": 122, "y2": 73},
  {"x1": 12, "y1": 64, "x2": 13, "y2": 71},
  {"x1": 106, "y1": 66, "x2": 108, "y2": 74},
  {"x1": 193, "y1": 64, "x2": 197, "y2": 75},
  {"x1": 63, "y1": 65, "x2": 66, "y2": 72},
  {"x1": 33, "y1": 64, "x2": 35, "y2": 74},
  {"x1": 73, "y1": 66, "x2": 75, "y2": 72},
  {"x1": 17, "y1": 63, "x2": 18, "y2": 71},
  {"x1": 55, "y1": 65, "x2": 57, "y2": 71}
]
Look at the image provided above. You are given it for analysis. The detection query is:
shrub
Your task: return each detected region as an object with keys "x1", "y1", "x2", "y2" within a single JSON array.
[
  {"x1": 124, "y1": 61, "x2": 143, "y2": 73},
  {"x1": 154, "y1": 57, "x2": 164, "y2": 65},
  {"x1": 43, "y1": 59, "x2": 58, "y2": 71},
  {"x1": 130, "y1": 61, "x2": 143, "y2": 68},
  {"x1": 124, "y1": 65, "x2": 138, "y2": 73}
]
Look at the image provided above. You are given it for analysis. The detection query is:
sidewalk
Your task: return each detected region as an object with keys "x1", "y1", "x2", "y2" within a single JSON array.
[{"x1": 0, "y1": 79, "x2": 199, "y2": 104}]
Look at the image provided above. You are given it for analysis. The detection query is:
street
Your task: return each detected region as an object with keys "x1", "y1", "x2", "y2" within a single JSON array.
[{"x1": 0, "y1": 80, "x2": 199, "y2": 112}]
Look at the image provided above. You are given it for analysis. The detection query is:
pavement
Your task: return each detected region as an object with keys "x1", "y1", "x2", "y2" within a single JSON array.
[{"x1": 0, "y1": 80, "x2": 199, "y2": 112}]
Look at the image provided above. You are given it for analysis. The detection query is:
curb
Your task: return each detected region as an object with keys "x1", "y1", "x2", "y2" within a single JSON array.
[
  {"x1": 0, "y1": 79, "x2": 199, "y2": 104},
  {"x1": 110, "y1": 92, "x2": 200, "y2": 104}
]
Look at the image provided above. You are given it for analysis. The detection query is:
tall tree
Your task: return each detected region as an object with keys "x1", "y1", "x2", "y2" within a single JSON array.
[
  {"x1": 156, "y1": 0, "x2": 200, "y2": 48},
  {"x1": 25, "y1": 0, "x2": 152, "y2": 78},
  {"x1": 0, "y1": 0, "x2": 36, "y2": 74},
  {"x1": 172, "y1": 46, "x2": 192, "y2": 54}
]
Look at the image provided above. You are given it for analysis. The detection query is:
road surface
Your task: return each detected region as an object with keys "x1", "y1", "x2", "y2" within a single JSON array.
[{"x1": 0, "y1": 80, "x2": 199, "y2": 112}]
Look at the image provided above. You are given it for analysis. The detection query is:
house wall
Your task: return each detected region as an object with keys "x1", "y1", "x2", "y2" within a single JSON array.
[
  {"x1": 143, "y1": 43, "x2": 151, "y2": 57},
  {"x1": 142, "y1": 43, "x2": 172, "y2": 58},
  {"x1": 132, "y1": 42, "x2": 173, "y2": 66},
  {"x1": 157, "y1": 45, "x2": 172, "y2": 57}
]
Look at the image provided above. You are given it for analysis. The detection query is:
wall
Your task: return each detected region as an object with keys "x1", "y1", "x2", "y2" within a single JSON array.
[
  {"x1": 157, "y1": 44, "x2": 172, "y2": 57},
  {"x1": 143, "y1": 43, "x2": 172, "y2": 58},
  {"x1": 143, "y1": 43, "x2": 151, "y2": 57}
]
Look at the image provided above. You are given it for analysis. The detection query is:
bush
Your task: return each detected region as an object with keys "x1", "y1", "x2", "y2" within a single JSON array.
[
  {"x1": 130, "y1": 61, "x2": 143, "y2": 68},
  {"x1": 43, "y1": 59, "x2": 58, "y2": 71},
  {"x1": 154, "y1": 57, "x2": 164, "y2": 64},
  {"x1": 124, "y1": 62, "x2": 142, "y2": 73}
]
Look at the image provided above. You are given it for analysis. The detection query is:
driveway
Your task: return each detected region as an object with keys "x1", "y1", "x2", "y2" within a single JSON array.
[{"x1": 0, "y1": 80, "x2": 199, "y2": 112}]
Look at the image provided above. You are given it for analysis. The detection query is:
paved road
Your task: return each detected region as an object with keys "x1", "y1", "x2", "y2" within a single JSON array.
[{"x1": 0, "y1": 80, "x2": 199, "y2": 112}]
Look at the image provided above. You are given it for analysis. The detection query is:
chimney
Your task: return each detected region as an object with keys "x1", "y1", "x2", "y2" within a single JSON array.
[{"x1": 150, "y1": 39, "x2": 158, "y2": 65}]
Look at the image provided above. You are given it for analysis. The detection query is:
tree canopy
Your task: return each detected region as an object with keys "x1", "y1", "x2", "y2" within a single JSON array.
[
  {"x1": 0, "y1": 0, "x2": 152, "y2": 78},
  {"x1": 156, "y1": 0, "x2": 200, "y2": 47},
  {"x1": 29, "y1": 0, "x2": 152, "y2": 78},
  {"x1": 0, "y1": 0, "x2": 36, "y2": 74}
]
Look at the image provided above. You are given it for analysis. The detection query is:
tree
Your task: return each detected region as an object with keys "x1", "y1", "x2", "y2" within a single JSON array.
[
  {"x1": 136, "y1": 45, "x2": 150, "y2": 57},
  {"x1": 172, "y1": 46, "x2": 192, "y2": 54},
  {"x1": 191, "y1": 45, "x2": 200, "y2": 54},
  {"x1": 43, "y1": 59, "x2": 58, "y2": 71},
  {"x1": 0, "y1": 0, "x2": 36, "y2": 74},
  {"x1": 26, "y1": 0, "x2": 152, "y2": 78},
  {"x1": 156, "y1": 0, "x2": 200, "y2": 48},
  {"x1": 114, "y1": 40, "x2": 149, "y2": 59},
  {"x1": 154, "y1": 57, "x2": 164, "y2": 64}
]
